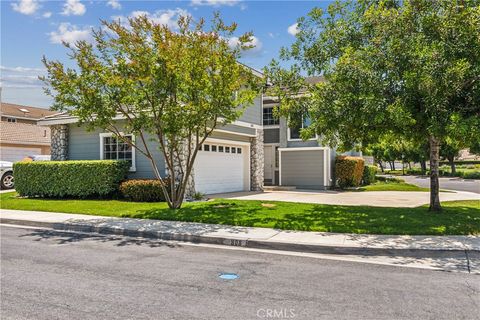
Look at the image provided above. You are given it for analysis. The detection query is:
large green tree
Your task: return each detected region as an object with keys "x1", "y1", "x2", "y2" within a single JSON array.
[
  {"x1": 265, "y1": 0, "x2": 480, "y2": 211},
  {"x1": 42, "y1": 14, "x2": 260, "y2": 209}
]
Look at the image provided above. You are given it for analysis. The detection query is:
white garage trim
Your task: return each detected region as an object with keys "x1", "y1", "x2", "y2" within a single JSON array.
[{"x1": 194, "y1": 138, "x2": 251, "y2": 194}]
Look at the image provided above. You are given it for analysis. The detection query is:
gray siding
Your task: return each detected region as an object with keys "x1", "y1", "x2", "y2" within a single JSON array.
[
  {"x1": 264, "y1": 128, "x2": 280, "y2": 144},
  {"x1": 218, "y1": 123, "x2": 256, "y2": 137},
  {"x1": 238, "y1": 95, "x2": 262, "y2": 125},
  {"x1": 280, "y1": 150, "x2": 325, "y2": 189},
  {"x1": 68, "y1": 124, "x2": 166, "y2": 179},
  {"x1": 209, "y1": 130, "x2": 251, "y2": 143}
]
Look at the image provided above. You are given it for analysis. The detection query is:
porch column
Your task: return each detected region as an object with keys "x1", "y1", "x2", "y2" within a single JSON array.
[
  {"x1": 250, "y1": 128, "x2": 264, "y2": 191},
  {"x1": 50, "y1": 124, "x2": 69, "y2": 161}
]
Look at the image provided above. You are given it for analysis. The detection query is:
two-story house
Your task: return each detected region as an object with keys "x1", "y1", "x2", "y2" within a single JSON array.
[{"x1": 37, "y1": 68, "x2": 265, "y2": 195}]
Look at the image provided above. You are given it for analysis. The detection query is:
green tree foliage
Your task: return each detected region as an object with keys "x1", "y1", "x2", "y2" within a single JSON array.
[
  {"x1": 265, "y1": 0, "x2": 480, "y2": 211},
  {"x1": 41, "y1": 14, "x2": 260, "y2": 209}
]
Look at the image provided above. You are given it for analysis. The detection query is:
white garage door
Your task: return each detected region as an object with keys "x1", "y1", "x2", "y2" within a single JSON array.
[
  {"x1": 194, "y1": 140, "x2": 249, "y2": 194},
  {"x1": 0, "y1": 146, "x2": 42, "y2": 162}
]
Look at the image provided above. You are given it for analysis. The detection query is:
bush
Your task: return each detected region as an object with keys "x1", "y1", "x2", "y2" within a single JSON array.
[
  {"x1": 463, "y1": 171, "x2": 480, "y2": 179},
  {"x1": 14, "y1": 160, "x2": 129, "y2": 198},
  {"x1": 362, "y1": 165, "x2": 377, "y2": 185},
  {"x1": 335, "y1": 156, "x2": 365, "y2": 189},
  {"x1": 119, "y1": 179, "x2": 170, "y2": 202},
  {"x1": 376, "y1": 176, "x2": 403, "y2": 183}
]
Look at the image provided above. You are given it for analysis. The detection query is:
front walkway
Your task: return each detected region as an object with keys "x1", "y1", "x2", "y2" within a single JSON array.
[{"x1": 210, "y1": 190, "x2": 480, "y2": 208}]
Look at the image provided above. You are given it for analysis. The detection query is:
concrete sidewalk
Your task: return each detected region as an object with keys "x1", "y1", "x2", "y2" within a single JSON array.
[
  {"x1": 210, "y1": 190, "x2": 480, "y2": 207},
  {"x1": 1, "y1": 209, "x2": 478, "y2": 255}
]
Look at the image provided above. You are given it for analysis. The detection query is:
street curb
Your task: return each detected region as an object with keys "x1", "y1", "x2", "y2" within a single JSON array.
[{"x1": 2, "y1": 218, "x2": 476, "y2": 256}]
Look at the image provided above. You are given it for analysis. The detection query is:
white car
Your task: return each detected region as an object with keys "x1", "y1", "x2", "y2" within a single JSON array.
[{"x1": 0, "y1": 161, "x2": 14, "y2": 189}]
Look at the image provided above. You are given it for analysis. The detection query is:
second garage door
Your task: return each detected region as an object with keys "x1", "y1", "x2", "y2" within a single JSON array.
[
  {"x1": 0, "y1": 146, "x2": 42, "y2": 162},
  {"x1": 194, "y1": 140, "x2": 249, "y2": 194}
]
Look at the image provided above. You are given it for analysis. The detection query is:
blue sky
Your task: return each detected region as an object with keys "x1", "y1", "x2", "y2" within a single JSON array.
[{"x1": 1, "y1": 0, "x2": 330, "y2": 108}]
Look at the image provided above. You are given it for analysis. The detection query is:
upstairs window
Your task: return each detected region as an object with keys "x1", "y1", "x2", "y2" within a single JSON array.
[
  {"x1": 100, "y1": 133, "x2": 135, "y2": 171},
  {"x1": 263, "y1": 107, "x2": 280, "y2": 126},
  {"x1": 288, "y1": 114, "x2": 313, "y2": 140},
  {"x1": 6, "y1": 118, "x2": 16, "y2": 123}
]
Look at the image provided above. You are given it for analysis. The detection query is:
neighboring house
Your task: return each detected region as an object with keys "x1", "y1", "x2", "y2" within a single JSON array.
[
  {"x1": 262, "y1": 76, "x2": 361, "y2": 189},
  {"x1": 0, "y1": 102, "x2": 57, "y2": 162}
]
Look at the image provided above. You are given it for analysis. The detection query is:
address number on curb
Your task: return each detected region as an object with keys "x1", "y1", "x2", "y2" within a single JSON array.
[{"x1": 224, "y1": 239, "x2": 248, "y2": 247}]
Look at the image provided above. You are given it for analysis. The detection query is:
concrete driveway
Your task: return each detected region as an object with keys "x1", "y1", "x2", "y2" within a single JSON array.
[{"x1": 211, "y1": 189, "x2": 480, "y2": 208}]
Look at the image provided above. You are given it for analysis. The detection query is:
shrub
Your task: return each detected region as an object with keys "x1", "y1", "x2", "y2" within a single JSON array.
[
  {"x1": 119, "y1": 179, "x2": 170, "y2": 202},
  {"x1": 14, "y1": 160, "x2": 129, "y2": 198},
  {"x1": 463, "y1": 171, "x2": 480, "y2": 179},
  {"x1": 362, "y1": 165, "x2": 377, "y2": 185},
  {"x1": 376, "y1": 176, "x2": 403, "y2": 183},
  {"x1": 335, "y1": 156, "x2": 365, "y2": 188}
]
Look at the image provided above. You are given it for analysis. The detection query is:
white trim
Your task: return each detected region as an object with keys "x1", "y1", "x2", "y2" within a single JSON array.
[
  {"x1": 202, "y1": 137, "x2": 251, "y2": 192},
  {"x1": 278, "y1": 147, "x2": 330, "y2": 151},
  {"x1": 99, "y1": 132, "x2": 136, "y2": 172},
  {"x1": 287, "y1": 127, "x2": 318, "y2": 142},
  {"x1": 279, "y1": 148, "x2": 282, "y2": 186},
  {"x1": 231, "y1": 119, "x2": 263, "y2": 130},
  {"x1": 203, "y1": 137, "x2": 251, "y2": 147},
  {"x1": 323, "y1": 147, "x2": 327, "y2": 186},
  {"x1": 213, "y1": 128, "x2": 256, "y2": 137},
  {"x1": 263, "y1": 124, "x2": 280, "y2": 129}
]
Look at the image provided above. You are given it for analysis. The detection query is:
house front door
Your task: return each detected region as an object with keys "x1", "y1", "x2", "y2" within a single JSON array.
[{"x1": 264, "y1": 145, "x2": 274, "y2": 185}]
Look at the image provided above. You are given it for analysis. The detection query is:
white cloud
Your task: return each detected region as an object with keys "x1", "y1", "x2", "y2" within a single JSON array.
[
  {"x1": 113, "y1": 8, "x2": 190, "y2": 30},
  {"x1": 0, "y1": 66, "x2": 45, "y2": 73},
  {"x1": 107, "y1": 0, "x2": 121, "y2": 10},
  {"x1": 228, "y1": 35, "x2": 262, "y2": 56},
  {"x1": 0, "y1": 65, "x2": 46, "y2": 89},
  {"x1": 42, "y1": 11, "x2": 52, "y2": 18},
  {"x1": 191, "y1": 0, "x2": 240, "y2": 6},
  {"x1": 61, "y1": 0, "x2": 86, "y2": 16},
  {"x1": 287, "y1": 23, "x2": 299, "y2": 36},
  {"x1": 11, "y1": 0, "x2": 40, "y2": 15},
  {"x1": 49, "y1": 23, "x2": 92, "y2": 45}
]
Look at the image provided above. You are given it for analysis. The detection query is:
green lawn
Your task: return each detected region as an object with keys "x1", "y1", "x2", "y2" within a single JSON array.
[
  {"x1": 1, "y1": 192, "x2": 479, "y2": 235},
  {"x1": 357, "y1": 181, "x2": 429, "y2": 192}
]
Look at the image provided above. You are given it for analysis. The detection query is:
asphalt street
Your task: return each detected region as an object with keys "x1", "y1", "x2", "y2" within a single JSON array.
[
  {"x1": 395, "y1": 175, "x2": 480, "y2": 194},
  {"x1": 1, "y1": 226, "x2": 479, "y2": 320}
]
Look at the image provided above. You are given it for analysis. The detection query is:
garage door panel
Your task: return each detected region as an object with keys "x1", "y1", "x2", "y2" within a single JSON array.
[
  {"x1": 0, "y1": 147, "x2": 42, "y2": 162},
  {"x1": 194, "y1": 142, "x2": 247, "y2": 195}
]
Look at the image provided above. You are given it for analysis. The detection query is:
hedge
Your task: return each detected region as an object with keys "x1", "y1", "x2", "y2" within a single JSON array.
[
  {"x1": 14, "y1": 160, "x2": 129, "y2": 198},
  {"x1": 119, "y1": 179, "x2": 171, "y2": 202},
  {"x1": 362, "y1": 165, "x2": 377, "y2": 185},
  {"x1": 335, "y1": 156, "x2": 365, "y2": 189}
]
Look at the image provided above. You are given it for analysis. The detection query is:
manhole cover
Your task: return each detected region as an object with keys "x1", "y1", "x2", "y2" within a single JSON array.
[{"x1": 219, "y1": 273, "x2": 239, "y2": 280}]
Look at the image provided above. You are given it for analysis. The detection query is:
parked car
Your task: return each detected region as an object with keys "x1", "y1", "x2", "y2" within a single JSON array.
[
  {"x1": 22, "y1": 155, "x2": 51, "y2": 162},
  {"x1": 0, "y1": 161, "x2": 14, "y2": 189}
]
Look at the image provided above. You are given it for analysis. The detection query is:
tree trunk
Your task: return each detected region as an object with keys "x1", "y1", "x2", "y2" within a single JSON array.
[
  {"x1": 378, "y1": 161, "x2": 384, "y2": 173},
  {"x1": 420, "y1": 160, "x2": 427, "y2": 175},
  {"x1": 429, "y1": 136, "x2": 442, "y2": 212},
  {"x1": 408, "y1": 162, "x2": 412, "y2": 170},
  {"x1": 448, "y1": 156, "x2": 456, "y2": 176},
  {"x1": 392, "y1": 161, "x2": 396, "y2": 171}
]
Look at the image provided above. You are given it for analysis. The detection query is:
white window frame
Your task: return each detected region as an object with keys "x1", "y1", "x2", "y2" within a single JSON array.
[
  {"x1": 262, "y1": 106, "x2": 280, "y2": 127},
  {"x1": 287, "y1": 115, "x2": 318, "y2": 141},
  {"x1": 99, "y1": 132, "x2": 136, "y2": 172}
]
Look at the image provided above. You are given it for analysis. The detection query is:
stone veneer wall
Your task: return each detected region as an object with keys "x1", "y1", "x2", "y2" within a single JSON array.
[
  {"x1": 250, "y1": 128, "x2": 264, "y2": 191},
  {"x1": 50, "y1": 124, "x2": 69, "y2": 161}
]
